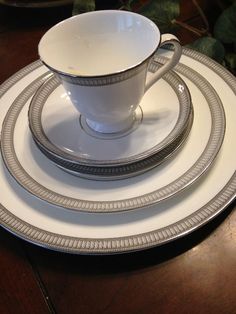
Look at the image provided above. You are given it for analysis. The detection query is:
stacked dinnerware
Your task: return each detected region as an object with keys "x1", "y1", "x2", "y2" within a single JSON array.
[{"x1": 0, "y1": 11, "x2": 235, "y2": 254}]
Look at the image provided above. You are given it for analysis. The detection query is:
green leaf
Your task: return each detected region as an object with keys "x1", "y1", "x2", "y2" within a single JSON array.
[
  {"x1": 119, "y1": 0, "x2": 135, "y2": 10},
  {"x1": 72, "y1": 0, "x2": 95, "y2": 15},
  {"x1": 187, "y1": 37, "x2": 225, "y2": 63},
  {"x1": 137, "y1": 0, "x2": 180, "y2": 33},
  {"x1": 222, "y1": 0, "x2": 236, "y2": 5},
  {"x1": 225, "y1": 52, "x2": 236, "y2": 69},
  {"x1": 125, "y1": 0, "x2": 149, "y2": 11},
  {"x1": 214, "y1": 3, "x2": 236, "y2": 43}
]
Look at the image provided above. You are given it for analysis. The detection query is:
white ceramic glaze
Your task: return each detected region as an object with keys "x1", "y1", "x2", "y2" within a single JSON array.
[{"x1": 38, "y1": 10, "x2": 182, "y2": 133}]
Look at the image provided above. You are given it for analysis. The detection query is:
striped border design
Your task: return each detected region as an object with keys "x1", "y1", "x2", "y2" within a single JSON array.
[
  {"x1": 55, "y1": 61, "x2": 148, "y2": 86},
  {"x1": 0, "y1": 173, "x2": 235, "y2": 254},
  {"x1": 0, "y1": 60, "x2": 42, "y2": 98},
  {"x1": 0, "y1": 51, "x2": 226, "y2": 213},
  {"x1": 0, "y1": 48, "x2": 235, "y2": 254}
]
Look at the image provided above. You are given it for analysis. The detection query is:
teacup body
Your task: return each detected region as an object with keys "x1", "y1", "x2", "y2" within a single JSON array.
[
  {"x1": 39, "y1": 10, "x2": 181, "y2": 134},
  {"x1": 60, "y1": 62, "x2": 148, "y2": 133}
]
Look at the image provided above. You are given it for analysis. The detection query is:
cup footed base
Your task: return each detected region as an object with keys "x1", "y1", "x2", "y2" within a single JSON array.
[{"x1": 82, "y1": 107, "x2": 143, "y2": 139}]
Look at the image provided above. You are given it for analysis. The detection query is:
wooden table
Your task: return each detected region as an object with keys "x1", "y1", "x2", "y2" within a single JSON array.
[{"x1": 1, "y1": 4, "x2": 236, "y2": 314}]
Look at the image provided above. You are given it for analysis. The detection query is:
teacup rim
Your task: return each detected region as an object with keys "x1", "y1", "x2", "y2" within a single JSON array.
[{"x1": 38, "y1": 10, "x2": 161, "y2": 79}]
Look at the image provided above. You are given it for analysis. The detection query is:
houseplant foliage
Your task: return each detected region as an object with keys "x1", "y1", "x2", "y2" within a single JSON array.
[
  {"x1": 213, "y1": 1, "x2": 236, "y2": 69},
  {"x1": 73, "y1": 0, "x2": 236, "y2": 71}
]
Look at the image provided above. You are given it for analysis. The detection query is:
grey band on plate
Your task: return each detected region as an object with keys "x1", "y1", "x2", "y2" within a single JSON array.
[{"x1": 33, "y1": 114, "x2": 193, "y2": 180}]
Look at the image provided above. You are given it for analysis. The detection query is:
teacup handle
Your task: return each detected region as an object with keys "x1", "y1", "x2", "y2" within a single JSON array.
[{"x1": 145, "y1": 33, "x2": 182, "y2": 92}]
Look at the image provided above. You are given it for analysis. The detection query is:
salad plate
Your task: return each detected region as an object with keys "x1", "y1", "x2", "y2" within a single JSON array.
[
  {"x1": 0, "y1": 48, "x2": 235, "y2": 254},
  {"x1": 1, "y1": 51, "x2": 225, "y2": 213},
  {"x1": 28, "y1": 68, "x2": 192, "y2": 168}
]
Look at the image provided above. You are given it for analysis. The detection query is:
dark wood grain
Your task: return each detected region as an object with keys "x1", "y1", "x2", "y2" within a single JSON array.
[
  {"x1": 0, "y1": 228, "x2": 50, "y2": 314},
  {"x1": 24, "y1": 203, "x2": 236, "y2": 314},
  {"x1": 0, "y1": 4, "x2": 73, "y2": 81},
  {"x1": 0, "y1": 2, "x2": 236, "y2": 314},
  {"x1": 0, "y1": 4, "x2": 72, "y2": 313}
]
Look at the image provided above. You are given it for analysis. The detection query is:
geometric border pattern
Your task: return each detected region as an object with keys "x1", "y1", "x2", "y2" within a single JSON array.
[
  {"x1": 54, "y1": 61, "x2": 148, "y2": 86},
  {"x1": 0, "y1": 173, "x2": 235, "y2": 254}
]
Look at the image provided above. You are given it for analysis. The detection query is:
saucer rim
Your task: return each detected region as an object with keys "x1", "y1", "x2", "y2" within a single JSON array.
[{"x1": 33, "y1": 111, "x2": 193, "y2": 180}]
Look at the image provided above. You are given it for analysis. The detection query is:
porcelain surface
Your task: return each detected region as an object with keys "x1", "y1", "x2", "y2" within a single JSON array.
[
  {"x1": 38, "y1": 11, "x2": 182, "y2": 133},
  {"x1": 0, "y1": 48, "x2": 235, "y2": 254},
  {"x1": 39, "y1": 10, "x2": 161, "y2": 76}
]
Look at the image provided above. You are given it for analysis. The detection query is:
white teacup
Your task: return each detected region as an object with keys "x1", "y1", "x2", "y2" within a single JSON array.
[{"x1": 39, "y1": 10, "x2": 182, "y2": 134}]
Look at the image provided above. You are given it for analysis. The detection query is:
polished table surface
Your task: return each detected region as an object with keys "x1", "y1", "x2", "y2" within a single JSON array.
[{"x1": 0, "y1": 4, "x2": 236, "y2": 314}]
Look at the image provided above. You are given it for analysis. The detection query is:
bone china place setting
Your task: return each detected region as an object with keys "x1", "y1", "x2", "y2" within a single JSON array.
[{"x1": 0, "y1": 11, "x2": 235, "y2": 254}]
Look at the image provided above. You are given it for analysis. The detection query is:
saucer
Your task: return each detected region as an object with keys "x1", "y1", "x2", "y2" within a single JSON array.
[
  {"x1": 34, "y1": 113, "x2": 193, "y2": 180},
  {"x1": 1, "y1": 51, "x2": 225, "y2": 213},
  {"x1": 0, "y1": 48, "x2": 234, "y2": 254},
  {"x1": 28, "y1": 68, "x2": 192, "y2": 167},
  {"x1": 29, "y1": 68, "x2": 193, "y2": 180}
]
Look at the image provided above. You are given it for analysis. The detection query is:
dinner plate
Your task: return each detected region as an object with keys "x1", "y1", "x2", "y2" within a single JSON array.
[
  {"x1": 0, "y1": 48, "x2": 235, "y2": 254},
  {"x1": 28, "y1": 68, "x2": 192, "y2": 168},
  {"x1": 1, "y1": 51, "x2": 225, "y2": 213}
]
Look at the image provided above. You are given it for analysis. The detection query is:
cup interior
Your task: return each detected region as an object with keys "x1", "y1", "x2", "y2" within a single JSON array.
[{"x1": 38, "y1": 10, "x2": 160, "y2": 77}]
